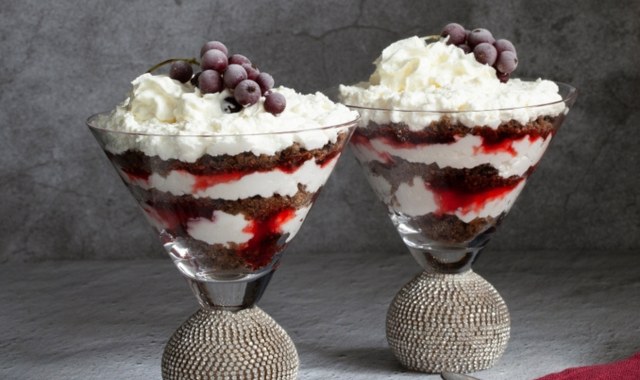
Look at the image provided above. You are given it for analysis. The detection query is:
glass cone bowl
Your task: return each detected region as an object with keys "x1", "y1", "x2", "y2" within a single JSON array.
[
  {"x1": 343, "y1": 82, "x2": 577, "y2": 373},
  {"x1": 88, "y1": 114, "x2": 357, "y2": 380}
]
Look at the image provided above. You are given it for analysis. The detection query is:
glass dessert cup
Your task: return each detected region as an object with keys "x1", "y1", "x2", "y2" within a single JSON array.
[
  {"x1": 344, "y1": 82, "x2": 577, "y2": 373},
  {"x1": 88, "y1": 115, "x2": 357, "y2": 380}
]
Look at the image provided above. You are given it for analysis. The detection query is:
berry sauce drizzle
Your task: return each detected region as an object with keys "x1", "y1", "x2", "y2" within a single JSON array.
[
  {"x1": 238, "y1": 208, "x2": 296, "y2": 269},
  {"x1": 475, "y1": 134, "x2": 542, "y2": 157},
  {"x1": 350, "y1": 131, "x2": 394, "y2": 164},
  {"x1": 354, "y1": 129, "x2": 546, "y2": 158},
  {"x1": 121, "y1": 167, "x2": 151, "y2": 182},
  {"x1": 191, "y1": 171, "x2": 245, "y2": 192},
  {"x1": 428, "y1": 179, "x2": 523, "y2": 216}
]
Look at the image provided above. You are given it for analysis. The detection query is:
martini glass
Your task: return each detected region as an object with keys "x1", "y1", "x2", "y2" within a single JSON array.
[
  {"x1": 343, "y1": 83, "x2": 577, "y2": 373},
  {"x1": 88, "y1": 115, "x2": 357, "y2": 379}
]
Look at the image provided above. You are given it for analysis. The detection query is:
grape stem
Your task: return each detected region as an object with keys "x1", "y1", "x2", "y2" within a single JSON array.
[
  {"x1": 146, "y1": 58, "x2": 200, "y2": 74},
  {"x1": 420, "y1": 34, "x2": 441, "y2": 42}
]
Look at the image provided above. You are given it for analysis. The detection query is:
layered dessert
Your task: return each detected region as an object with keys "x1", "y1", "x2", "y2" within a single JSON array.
[
  {"x1": 92, "y1": 41, "x2": 357, "y2": 277},
  {"x1": 340, "y1": 25, "x2": 568, "y2": 245}
]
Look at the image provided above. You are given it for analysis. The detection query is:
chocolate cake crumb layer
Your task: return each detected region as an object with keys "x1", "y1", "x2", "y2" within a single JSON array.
[
  {"x1": 131, "y1": 185, "x2": 316, "y2": 221},
  {"x1": 175, "y1": 238, "x2": 249, "y2": 273},
  {"x1": 367, "y1": 159, "x2": 530, "y2": 194},
  {"x1": 409, "y1": 213, "x2": 504, "y2": 243},
  {"x1": 168, "y1": 237, "x2": 288, "y2": 273},
  {"x1": 356, "y1": 115, "x2": 561, "y2": 145},
  {"x1": 108, "y1": 131, "x2": 349, "y2": 177}
]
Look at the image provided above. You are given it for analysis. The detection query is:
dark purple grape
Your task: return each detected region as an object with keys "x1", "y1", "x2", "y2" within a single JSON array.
[
  {"x1": 191, "y1": 71, "x2": 202, "y2": 86},
  {"x1": 242, "y1": 63, "x2": 260, "y2": 80},
  {"x1": 234, "y1": 79, "x2": 261, "y2": 106},
  {"x1": 222, "y1": 97, "x2": 242, "y2": 113},
  {"x1": 201, "y1": 49, "x2": 228, "y2": 72},
  {"x1": 264, "y1": 92, "x2": 286, "y2": 115},
  {"x1": 473, "y1": 42, "x2": 498, "y2": 65},
  {"x1": 494, "y1": 39, "x2": 516, "y2": 54},
  {"x1": 255, "y1": 72, "x2": 274, "y2": 94},
  {"x1": 458, "y1": 44, "x2": 471, "y2": 54},
  {"x1": 200, "y1": 41, "x2": 228, "y2": 57},
  {"x1": 440, "y1": 23, "x2": 466, "y2": 45},
  {"x1": 198, "y1": 70, "x2": 223, "y2": 94},
  {"x1": 223, "y1": 64, "x2": 248, "y2": 89},
  {"x1": 467, "y1": 28, "x2": 495, "y2": 47},
  {"x1": 496, "y1": 51, "x2": 518, "y2": 74},
  {"x1": 169, "y1": 60, "x2": 193, "y2": 83},
  {"x1": 497, "y1": 71, "x2": 510, "y2": 83},
  {"x1": 229, "y1": 54, "x2": 251, "y2": 66}
]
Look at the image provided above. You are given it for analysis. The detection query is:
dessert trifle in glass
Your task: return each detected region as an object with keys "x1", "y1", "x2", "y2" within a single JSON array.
[
  {"x1": 340, "y1": 24, "x2": 576, "y2": 373},
  {"x1": 88, "y1": 41, "x2": 358, "y2": 380}
]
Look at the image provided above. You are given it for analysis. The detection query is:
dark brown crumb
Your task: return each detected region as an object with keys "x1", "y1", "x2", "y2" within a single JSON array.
[
  {"x1": 368, "y1": 159, "x2": 530, "y2": 195},
  {"x1": 410, "y1": 213, "x2": 504, "y2": 244},
  {"x1": 130, "y1": 184, "x2": 316, "y2": 221},
  {"x1": 166, "y1": 237, "x2": 289, "y2": 274},
  {"x1": 107, "y1": 131, "x2": 349, "y2": 177},
  {"x1": 356, "y1": 115, "x2": 561, "y2": 144},
  {"x1": 178, "y1": 238, "x2": 249, "y2": 273}
]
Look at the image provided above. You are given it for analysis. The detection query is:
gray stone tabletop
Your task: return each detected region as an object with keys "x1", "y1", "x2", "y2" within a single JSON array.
[{"x1": 1, "y1": 248, "x2": 638, "y2": 380}]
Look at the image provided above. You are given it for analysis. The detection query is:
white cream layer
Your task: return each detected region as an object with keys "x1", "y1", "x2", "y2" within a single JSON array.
[
  {"x1": 185, "y1": 206, "x2": 311, "y2": 246},
  {"x1": 118, "y1": 156, "x2": 338, "y2": 200},
  {"x1": 364, "y1": 173, "x2": 526, "y2": 223},
  {"x1": 142, "y1": 204, "x2": 311, "y2": 246},
  {"x1": 187, "y1": 211, "x2": 253, "y2": 245},
  {"x1": 351, "y1": 134, "x2": 551, "y2": 178},
  {"x1": 339, "y1": 37, "x2": 565, "y2": 129}
]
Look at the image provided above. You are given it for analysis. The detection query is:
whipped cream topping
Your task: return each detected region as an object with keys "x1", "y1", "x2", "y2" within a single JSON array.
[
  {"x1": 339, "y1": 36, "x2": 565, "y2": 129},
  {"x1": 94, "y1": 73, "x2": 357, "y2": 161}
]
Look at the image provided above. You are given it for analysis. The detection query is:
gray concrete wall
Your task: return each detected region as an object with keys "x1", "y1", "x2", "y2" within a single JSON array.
[{"x1": 1, "y1": 0, "x2": 638, "y2": 261}]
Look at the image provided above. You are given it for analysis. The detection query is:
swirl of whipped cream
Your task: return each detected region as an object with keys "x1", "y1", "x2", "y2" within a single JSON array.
[
  {"x1": 94, "y1": 73, "x2": 358, "y2": 161},
  {"x1": 340, "y1": 36, "x2": 565, "y2": 129},
  {"x1": 369, "y1": 36, "x2": 498, "y2": 92}
]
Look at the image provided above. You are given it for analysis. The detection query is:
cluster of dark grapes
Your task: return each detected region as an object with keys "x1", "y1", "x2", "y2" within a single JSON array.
[
  {"x1": 168, "y1": 41, "x2": 286, "y2": 115},
  {"x1": 440, "y1": 23, "x2": 518, "y2": 83}
]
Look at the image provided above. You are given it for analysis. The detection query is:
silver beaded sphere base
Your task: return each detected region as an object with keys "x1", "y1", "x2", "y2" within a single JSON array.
[
  {"x1": 386, "y1": 270, "x2": 510, "y2": 373},
  {"x1": 162, "y1": 307, "x2": 299, "y2": 380}
]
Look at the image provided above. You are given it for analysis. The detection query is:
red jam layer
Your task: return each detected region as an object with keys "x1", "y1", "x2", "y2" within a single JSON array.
[
  {"x1": 427, "y1": 179, "x2": 524, "y2": 216},
  {"x1": 238, "y1": 208, "x2": 296, "y2": 269},
  {"x1": 351, "y1": 130, "x2": 546, "y2": 159}
]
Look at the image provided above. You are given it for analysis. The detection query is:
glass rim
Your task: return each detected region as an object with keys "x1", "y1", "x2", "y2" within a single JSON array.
[
  {"x1": 86, "y1": 112, "x2": 359, "y2": 138},
  {"x1": 340, "y1": 80, "x2": 577, "y2": 114}
]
